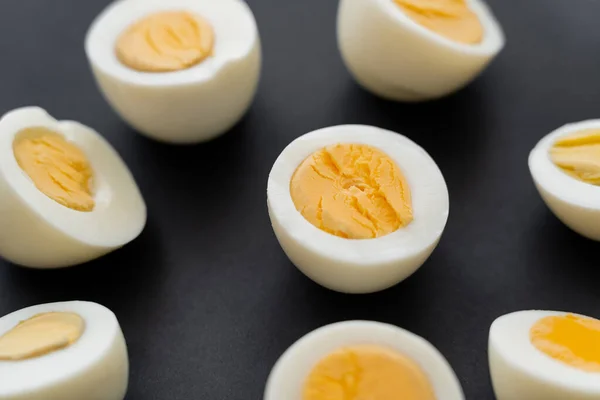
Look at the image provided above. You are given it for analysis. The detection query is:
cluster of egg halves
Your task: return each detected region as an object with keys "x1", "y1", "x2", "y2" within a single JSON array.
[{"x1": 1, "y1": 0, "x2": 600, "y2": 399}]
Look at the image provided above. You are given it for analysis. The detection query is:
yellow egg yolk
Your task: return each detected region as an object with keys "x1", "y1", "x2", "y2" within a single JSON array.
[
  {"x1": 393, "y1": 0, "x2": 484, "y2": 44},
  {"x1": 116, "y1": 11, "x2": 215, "y2": 72},
  {"x1": 549, "y1": 129, "x2": 600, "y2": 185},
  {"x1": 13, "y1": 127, "x2": 95, "y2": 212},
  {"x1": 0, "y1": 312, "x2": 85, "y2": 361},
  {"x1": 530, "y1": 314, "x2": 600, "y2": 372},
  {"x1": 290, "y1": 143, "x2": 413, "y2": 239},
  {"x1": 303, "y1": 344, "x2": 435, "y2": 400}
]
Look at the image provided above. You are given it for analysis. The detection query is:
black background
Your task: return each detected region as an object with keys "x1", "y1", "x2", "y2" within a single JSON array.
[{"x1": 1, "y1": 1, "x2": 600, "y2": 399}]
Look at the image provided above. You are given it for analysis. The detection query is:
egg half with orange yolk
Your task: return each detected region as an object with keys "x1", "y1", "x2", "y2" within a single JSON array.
[
  {"x1": 489, "y1": 310, "x2": 600, "y2": 400},
  {"x1": 267, "y1": 125, "x2": 449, "y2": 294},
  {"x1": 264, "y1": 320, "x2": 464, "y2": 400},
  {"x1": 337, "y1": 0, "x2": 505, "y2": 101},
  {"x1": 0, "y1": 107, "x2": 146, "y2": 268}
]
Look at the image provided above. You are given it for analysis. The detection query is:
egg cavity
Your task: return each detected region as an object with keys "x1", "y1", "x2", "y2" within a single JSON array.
[{"x1": 549, "y1": 129, "x2": 600, "y2": 186}]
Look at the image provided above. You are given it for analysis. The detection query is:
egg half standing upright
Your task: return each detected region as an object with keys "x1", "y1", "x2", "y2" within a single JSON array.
[
  {"x1": 85, "y1": 0, "x2": 261, "y2": 144},
  {"x1": 489, "y1": 310, "x2": 600, "y2": 400},
  {"x1": 0, "y1": 301, "x2": 128, "y2": 400},
  {"x1": 267, "y1": 125, "x2": 449, "y2": 294},
  {"x1": 0, "y1": 107, "x2": 146, "y2": 268},
  {"x1": 264, "y1": 320, "x2": 464, "y2": 400},
  {"x1": 337, "y1": 0, "x2": 505, "y2": 101}
]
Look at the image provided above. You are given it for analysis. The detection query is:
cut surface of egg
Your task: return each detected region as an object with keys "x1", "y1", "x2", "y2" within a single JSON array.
[
  {"x1": 489, "y1": 310, "x2": 600, "y2": 400},
  {"x1": 529, "y1": 120, "x2": 600, "y2": 241},
  {"x1": 336, "y1": 0, "x2": 505, "y2": 101},
  {"x1": 0, "y1": 107, "x2": 146, "y2": 268},
  {"x1": 267, "y1": 125, "x2": 449, "y2": 294},
  {"x1": 264, "y1": 320, "x2": 464, "y2": 400},
  {"x1": 85, "y1": 0, "x2": 261, "y2": 144},
  {"x1": 0, "y1": 301, "x2": 128, "y2": 400}
]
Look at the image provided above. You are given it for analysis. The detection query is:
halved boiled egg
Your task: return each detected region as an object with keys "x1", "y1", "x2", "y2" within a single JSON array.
[
  {"x1": 0, "y1": 301, "x2": 128, "y2": 400},
  {"x1": 337, "y1": 0, "x2": 505, "y2": 101},
  {"x1": 0, "y1": 107, "x2": 146, "y2": 268},
  {"x1": 85, "y1": 0, "x2": 261, "y2": 144},
  {"x1": 267, "y1": 125, "x2": 449, "y2": 294},
  {"x1": 529, "y1": 120, "x2": 600, "y2": 241},
  {"x1": 264, "y1": 320, "x2": 464, "y2": 400},
  {"x1": 489, "y1": 310, "x2": 600, "y2": 400}
]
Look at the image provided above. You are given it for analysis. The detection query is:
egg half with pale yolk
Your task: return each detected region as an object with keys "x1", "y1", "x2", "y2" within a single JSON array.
[
  {"x1": 0, "y1": 107, "x2": 146, "y2": 268},
  {"x1": 85, "y1": 0, "x2": 261, "y2": 144},
  {"x1": 489, "y1": 310, "x2": 600, "y2": 400},
  {"x1": 337, "y1": 0, "x2": 505, "y2": 101},
  {"x1": 267, "y1": 125, "x2": 449, "y2": 294},
  {"x1": 0, "y1": 301, "x2": 128, "y2": 400},
  {"x1": 264, "y1": 320, "x2": 464, "y2": 400}
]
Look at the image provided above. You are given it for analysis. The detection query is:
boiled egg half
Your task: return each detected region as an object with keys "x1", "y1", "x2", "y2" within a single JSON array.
[
  {"x1": 267, "y1": 125, "x2": 449, "y2": 294},
  {"x1": 0, "y1": 107, "x2": 146, "y2": 268},
  {"x1": 85, "y1": 0, "x2": 261, "y2": 144},
  {"x1": 337, "y1": 0, "x2": 505, "y2": 101},
  {"x1": 0, "y1": 301, "x2": 128, "y2": 400}
]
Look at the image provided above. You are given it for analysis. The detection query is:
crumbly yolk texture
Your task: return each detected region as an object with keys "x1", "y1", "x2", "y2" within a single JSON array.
[
  {"x1": 0, "y1": 312, "x2": 85, "y2": 361},
  {"x1": 550, "y1": 129, "x2": 600, "y2": 185},
  {"x1": 303, "y1": 344, "x2": 435, "y2": 400},
  {"x1": 290, "y1": 144, "x2": 413, "y2": 239},
  {"x1": 394, "y1": 0, "x2": 484, "y2": 44},
  {"x1": 116, "y1": 11, "x2": 215, "y2": 72},
  {"x1": 530, "y1": 314, "x2": 600, "y2": 373}
]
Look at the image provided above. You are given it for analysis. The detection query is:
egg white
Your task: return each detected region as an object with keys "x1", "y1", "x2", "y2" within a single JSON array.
[
  {"x1": 85, "y1": 0, "x2": 261, "y2": 144},
  {"x1": 264, "y1": 320, "x2": 464, "y2": 400},
  {"x1": 0, "y1": 301, "x2": 128, "y2": 400},
  {"x1": 489, "y1": 310, "x2": 600, "y2": 400},
  {"x1": 337, "y1": 0, "x2": 505, "y2": 101},
  {"x1": 0, "y1": 107, "x2": 146, "y2": 268}
]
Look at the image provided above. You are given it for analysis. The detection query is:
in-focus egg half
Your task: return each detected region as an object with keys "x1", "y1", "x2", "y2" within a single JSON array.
[
  {"x1": 489, "y1": 310, "x2": 600, "y2": 400},
  {"x1": 264, "y1": 320, "x2": 464, "y2": 400},
  {"x1": 337, "y1": 0, "x2": 505, "y2": 101},
  {"x1": 529, "y1": 120, "x2": 600, "y2": 241},
  {"x1": 0, "y1": 301, "x2": 128, "y2": 400},
  {"x1": 0, "y1": 107, "x2": 146, "y2": 268},
  {"x1": 267, "y1": 125, "x2": 449, "y2": 294},
  {"x1": 85, "y1": 0, "x2": 261, "y2": 144}
]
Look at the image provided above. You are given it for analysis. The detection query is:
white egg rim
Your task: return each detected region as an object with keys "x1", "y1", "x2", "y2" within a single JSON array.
[
  {"x1": 264, "y1": 320, "x2": 464, "y2": 399},
  {"x1": 529, "y1": 120, "x2": 600, "y2": 210},
  {"x1": 84, "y1": 0, "x2": 259, "y2": 87},
  {"x1": 267, "y1": 124, "x2": 449, "y2": 266},
  {"x1": 490, "y1": 310, "x2": 600, "y2": 393},
  {"x1": 0, "y1": 301, "x2": 123, "y2": 396}
]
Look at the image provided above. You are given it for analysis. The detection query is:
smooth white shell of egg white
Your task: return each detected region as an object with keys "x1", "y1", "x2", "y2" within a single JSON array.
[
  {"x1": 85, "y1": 0, "x2": 261, "y2": 144},
  {"x1": 267, "y1": 125, "x2": 449, "y2": 294},
  {"x1": 337, "y1": 0, "x2": 505, "y2": 101},
  {"x1": 529, "y1": 120, "x2": 600, "y2": 241},
  {"x1": 0, "y1": 107, "x2": 146, "y2": 268},
  {"x1": 0, "y1": 301, "x2": 128, "y2": 400},
  {"x1": 264, "y1": 320, "x2": 464, "y2": 400},
  {"x1": 489, "y1": 310, "x2": 600, "y2": 400}
]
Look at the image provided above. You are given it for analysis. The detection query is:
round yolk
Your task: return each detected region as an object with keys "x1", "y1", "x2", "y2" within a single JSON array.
[
  {"x1": 13, "y1": 128, "x2": 95, "y2": 212},
  {"x1": 530, "y1": 314, "x2": 600, "y2": 372},
  {"x1": 0, "y1": 312, "x2": 85, "y2": 361},
  {"x1": 115, "y1": 11, "x2": 215, "y2": 73},
  {"x1": 303, "y1": 344, "x2": 435, "y2": 400},
  {"x1": 290, "y1": 143, "x2": 413, "y2": 239},
  {"x1": 394, "y1": 0, "x2": 484, "y2": 44},
  {"x1": 549, "y1": 129, "x2": 600, "y2": 186}
]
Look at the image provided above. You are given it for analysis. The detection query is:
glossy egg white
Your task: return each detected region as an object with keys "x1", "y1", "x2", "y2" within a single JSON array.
[
  {"x1": 267, "y1": 125, "x2": 449, "y2": 294},
  {"x1": 489, "y1": 310, "x2": 600, "y2": 400},
  {"x1": 0, "y1": 107, "x2": 146, "y2": 268},
  {"x1": 264, "y1": 320, "x2": 464, "y2": 400},
  {"x1": 85, "y1": 0, "x2": 261, "y2": 144},
  {"x1": 337, "y1": 0, "x2": 505, "y2": 101},
  {"x1": 0, "y1": 301, "x2": 128, "y2": 400}
]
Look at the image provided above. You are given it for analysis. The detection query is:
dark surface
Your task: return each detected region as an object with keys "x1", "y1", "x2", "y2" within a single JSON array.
[{"x1": 0, "y1": 0, "x2": 599, "y2": 398}]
